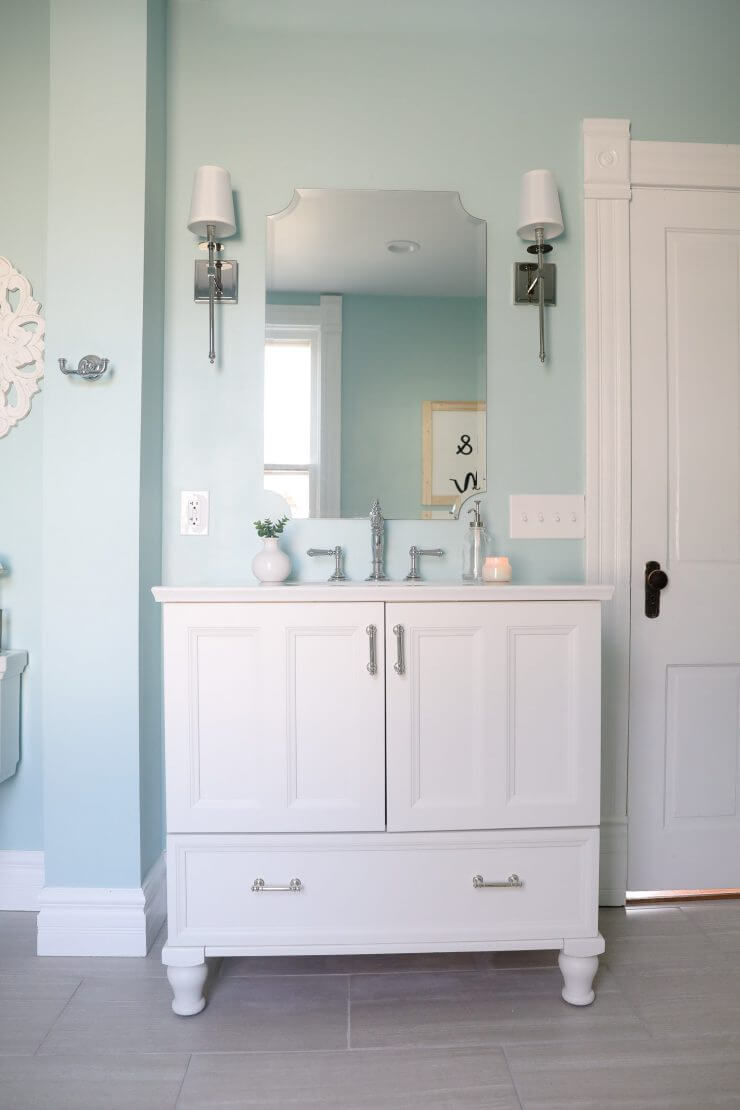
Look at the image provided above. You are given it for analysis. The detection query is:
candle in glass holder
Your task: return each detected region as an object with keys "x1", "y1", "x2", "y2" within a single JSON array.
[{"x1": 483, "y1": 556, "x2": 512, "y2": 583}]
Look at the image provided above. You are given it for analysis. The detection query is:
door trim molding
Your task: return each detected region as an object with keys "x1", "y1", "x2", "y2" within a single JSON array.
[
  {"x1": 584, "y1": 120, "x2": 740, "y2": 904},
  {"x1": 583, "y1": 118, "x2": 632, "y2": 906}
]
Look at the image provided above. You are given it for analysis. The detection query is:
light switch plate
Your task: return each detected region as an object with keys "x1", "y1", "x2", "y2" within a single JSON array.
[
  {"x1": 509, "y1": 494, "x2": 585, "y2": 539},
  {"x1": 180, "y1": 491, "x2": 209, "y2": 535}
]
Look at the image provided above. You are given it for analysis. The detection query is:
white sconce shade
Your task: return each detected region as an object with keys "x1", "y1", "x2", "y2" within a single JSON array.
[
  {"x1": 517, "y1": 169, "x2": 564, "y2": 241},
  {"x1": 187, "y1": 165, "x2": 236, "y2": 239}
]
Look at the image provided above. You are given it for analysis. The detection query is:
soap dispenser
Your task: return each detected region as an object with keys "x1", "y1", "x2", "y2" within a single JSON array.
[{"x1": 462, "y1": 499, "x2": 490, "y2": 582}]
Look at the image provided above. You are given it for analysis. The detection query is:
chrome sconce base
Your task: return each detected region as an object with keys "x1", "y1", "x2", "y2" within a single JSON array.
[
  {"x1": 513, "y1": 260, "x2": 556, "y2": 306},
  {"x1": 193, "y1": 258, "x2": 238, "y2": 303}
]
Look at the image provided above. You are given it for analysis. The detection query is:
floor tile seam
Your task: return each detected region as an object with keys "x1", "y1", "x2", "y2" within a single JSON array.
[
  {"x1": 346, "y1": 976, "x2": 350, "y2": 1049},
  {"x1": 675, "y1": 907, "x2": 730, "y2": 942},
  {"x1": 499, "y1": 1043, "x2": 525, "y2": 1110},
  {"x1": 600, "y1": 975, "x2": 659, "y2": 1031},
  {"x1": 31, "y1": 979, "x2": 83, "y2": 1057},
  {"x1": 173, "y1": 1052, "x2": 193, "y2": 1109}
]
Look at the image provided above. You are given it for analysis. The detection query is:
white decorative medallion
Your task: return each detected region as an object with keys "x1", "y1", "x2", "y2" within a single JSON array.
[{"x1": 0, "y1": 256, "x2": 44, "y2": 438}]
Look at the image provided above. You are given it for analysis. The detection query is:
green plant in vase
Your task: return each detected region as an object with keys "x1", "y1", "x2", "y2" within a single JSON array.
[{"x1": 252, "y1": 516, "x2": 291, "y2": 583}]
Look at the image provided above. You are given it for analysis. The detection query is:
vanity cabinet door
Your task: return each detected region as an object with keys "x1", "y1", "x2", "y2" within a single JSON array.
[
  {"x1": 163, "y1": 602, "x2": 385, "y2": 833},
  {"x1": 385, "y1": 601, "x2": 601, "y2": 831}
]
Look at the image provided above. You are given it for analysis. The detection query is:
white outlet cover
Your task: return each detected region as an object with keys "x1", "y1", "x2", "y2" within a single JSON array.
[
  {"x1": 180, "y1": 490, "x2": 209, "y2": 536},
  {"x1": 509, "y1": 494, "x2": 585, "y2": 539}
]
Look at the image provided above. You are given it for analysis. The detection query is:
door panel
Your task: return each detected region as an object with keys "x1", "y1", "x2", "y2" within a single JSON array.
[
  {"x1": 164, "y1": 602, "x2": 385, "y2": 832},
  {"x1": 629, "y1": 187, "x2": 740, "y2": 890},
  {"x1": 386, "y1": 601, "x2": 600, "y2": 831}
]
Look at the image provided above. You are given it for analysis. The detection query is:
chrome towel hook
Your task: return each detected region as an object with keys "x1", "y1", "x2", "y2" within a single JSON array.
[{"x1": 59, "y1": 355, "x2": 110, "y2": 382}]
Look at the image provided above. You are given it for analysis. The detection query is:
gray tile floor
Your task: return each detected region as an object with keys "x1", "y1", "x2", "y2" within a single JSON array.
[{"x1": 1, "y1": 902, "x2": 739, "y2": 1108}]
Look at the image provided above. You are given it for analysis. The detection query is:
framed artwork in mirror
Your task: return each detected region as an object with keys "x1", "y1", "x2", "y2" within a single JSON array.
[{"x1": 422, "y1": 400, "x2": 486, "y2": 508}]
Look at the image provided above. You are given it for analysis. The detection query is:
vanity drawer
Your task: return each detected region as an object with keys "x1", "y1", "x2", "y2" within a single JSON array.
[{"x1": 167, "y1": 828, "x2": 599, "y2": 952}]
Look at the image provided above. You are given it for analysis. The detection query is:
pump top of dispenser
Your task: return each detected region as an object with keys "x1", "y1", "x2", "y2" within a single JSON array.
[{"x1": 468, "y1": 499, "x2": 483, "y2": 527}]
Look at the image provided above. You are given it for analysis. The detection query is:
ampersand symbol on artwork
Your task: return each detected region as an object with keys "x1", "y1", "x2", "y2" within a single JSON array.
[{"x1": 456, "y1": 434, "x2": 473, "y2": 456}]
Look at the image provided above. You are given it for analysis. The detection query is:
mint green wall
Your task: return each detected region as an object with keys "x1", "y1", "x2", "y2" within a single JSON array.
[
  {"x1": 139, "y1": 0, "x2": 167, "y2": 879},
  {"x1": 0, "y1": 0, "x2": 49, "y2": 851},
  {"x1": 42, "y1": 0, "x2": 165, "y2": 887},
  {"x1": 163, "y1": 0, "x2": 740, "y2": 589},
  {"x1": 5, "y1": 0, "x2": 740, "y2": 876},
  {"x1": 340, "y1": 296, "x2": 485, "y2": 518}
]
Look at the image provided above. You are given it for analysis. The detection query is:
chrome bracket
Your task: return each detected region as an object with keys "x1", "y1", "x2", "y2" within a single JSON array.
[
  {"x1": 194, "y1": 259, "x2": 238, "y2": 303},
  {"x1": 513, "y1": 262, "x2": 556, "y2": 305}
]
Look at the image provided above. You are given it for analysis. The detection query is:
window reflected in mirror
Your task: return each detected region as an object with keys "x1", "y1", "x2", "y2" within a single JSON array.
[{"x1": 264, "y1": 189, "x2": 486, "y2": 520}]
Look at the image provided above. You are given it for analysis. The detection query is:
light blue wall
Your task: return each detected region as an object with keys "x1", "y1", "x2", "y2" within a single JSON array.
[
  {"x1": 5, "y1": 0, "x2": 740, "y2": 876},
  {"x1": 139, "y1": 0, "x2": 167, "y2": 879},
  {"x1": 42, "y1": 0, "x2": 164, "y2": 887},
  {"x1": 340, "y1": 295, "x2": 485, "y2": 518},
  {"x1": 0, "y1": 0, "x2": 49, "y2": 851},
  {"x1": 163, "y1": 0, "x2": 740, "y2": 591}
]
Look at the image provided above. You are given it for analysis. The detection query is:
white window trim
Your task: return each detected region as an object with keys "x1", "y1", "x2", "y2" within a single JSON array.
[
  {"x1": 583, "y1": 119, "x2": 740, "y2": 905},
  {"x1": 265, "y1": 295, "x2": 342, "y2": 518}
]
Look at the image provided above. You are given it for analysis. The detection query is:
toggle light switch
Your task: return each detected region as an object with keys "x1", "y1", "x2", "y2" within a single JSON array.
[{"x1": 509, "y1": 495, "x2": 584, "y2": 539}]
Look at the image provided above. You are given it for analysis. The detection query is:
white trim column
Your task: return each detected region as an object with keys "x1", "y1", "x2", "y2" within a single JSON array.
[{"x1": 583, "y1": 119, "x2": 632, "y2": 905}]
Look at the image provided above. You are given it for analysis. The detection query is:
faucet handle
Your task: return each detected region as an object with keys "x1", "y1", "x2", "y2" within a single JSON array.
[
  {"x1": 405, "y1": 546, "x2": 445, "y2": 581},
  {"x1": 307, "y1": 546, "x2": 346, "y2": 582}
]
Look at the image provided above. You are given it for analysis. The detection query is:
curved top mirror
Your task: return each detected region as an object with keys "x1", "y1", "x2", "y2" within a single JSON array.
[{"x1": 264, "y1": 188, "x2": 486, "y2": 520}]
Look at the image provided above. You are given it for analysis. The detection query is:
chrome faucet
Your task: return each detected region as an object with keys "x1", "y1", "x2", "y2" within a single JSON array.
[{"x1": 366, "y1": 498, "x2": 387, "y2": 581}]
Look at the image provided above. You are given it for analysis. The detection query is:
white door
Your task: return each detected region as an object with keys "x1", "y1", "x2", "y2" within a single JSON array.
[
  {"x1": 385, "y1": 601, "x2": 600, "y2": 831},
  {"x1": 629, "y1": 187, "x2": 740, "y2": 890},
  {"x1": 163, "y1": 602, "x2": 385, "y2": 832}
]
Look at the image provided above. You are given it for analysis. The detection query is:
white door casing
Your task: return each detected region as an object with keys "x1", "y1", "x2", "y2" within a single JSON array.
[
  {"x1": 385, "y1": 602, "x2": 601, "y2": 831},
  {"x1": 584, "y1": 121, "x2": 740, "y2": 900},
  {"x1": 628, "y1": 186, "x2": 740, "y2": 890},
  {"x1": 163, "y1": 602, "x2": 385, "y2": 832}
]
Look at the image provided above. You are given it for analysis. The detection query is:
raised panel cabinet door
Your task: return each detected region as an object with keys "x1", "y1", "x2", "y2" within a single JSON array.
[
  {"x1": 163, "y1": 602, "x2": 385, "y2": 832},
  {"x1": 385, "y1": 602, "x2": 601, "y2": 831}
]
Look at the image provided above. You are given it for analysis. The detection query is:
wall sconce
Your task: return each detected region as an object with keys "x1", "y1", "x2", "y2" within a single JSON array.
[
  {"x1": 514, "y1": 169, "x2": 563, "y2": 363},
  {"x1": 187, "y1": 165, "x2": 238, "y2": 364}
]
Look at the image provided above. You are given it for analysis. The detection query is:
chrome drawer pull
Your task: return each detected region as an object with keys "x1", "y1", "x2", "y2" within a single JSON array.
[
  {"x1": 251, "y1": 878, "x2": 303, "y2": 893},
  {"x1": 473, "y1": 873, "x2": 523, "y2": 889},
  {"x1": 366, "y1": 624, "x2": 377, "y2": 675},
  {"x1": 393, "y1": 624, "x2": 405, "y2": 675}
]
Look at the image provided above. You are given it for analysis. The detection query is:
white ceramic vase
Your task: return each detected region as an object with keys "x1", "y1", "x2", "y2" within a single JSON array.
[{"x1": 252, "y1": 536, "x2": 291, "y2": 584}]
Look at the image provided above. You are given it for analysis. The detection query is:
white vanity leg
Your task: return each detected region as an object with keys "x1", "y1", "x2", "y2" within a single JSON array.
[
  {"x1": 162, "y1": 945, "x2": 207, "y2": 1016},
  {"x1": 558, "y1": 934, "x2": 605, "y2": 1007}
]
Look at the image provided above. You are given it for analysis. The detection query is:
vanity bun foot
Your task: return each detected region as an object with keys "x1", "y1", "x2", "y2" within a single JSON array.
[
  {"x1": 558, "y1": 951, "x2": 599, "y2": 1006},
  {"x1": 163, "y1": 946, "x2": 208, "y2": 1016}
]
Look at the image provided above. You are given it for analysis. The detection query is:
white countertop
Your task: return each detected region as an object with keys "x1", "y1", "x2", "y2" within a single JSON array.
[{"x1": 152, "y1": 582, "x2": 614, "y2": 603}]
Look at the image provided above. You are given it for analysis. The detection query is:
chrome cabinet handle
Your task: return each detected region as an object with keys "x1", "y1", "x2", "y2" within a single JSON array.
[
  {"x1": 366, "y1": 624, "x2": 377, "y2": 675},
  {"x1": 251, "y1": 878, "x2": 303, "y2": 893},
  {"x1": 393, "y1": 624, "x2": 405, "y2": 675},
  {"x1": 473, "y1": 874, "x2": 523, "y2": 889}
]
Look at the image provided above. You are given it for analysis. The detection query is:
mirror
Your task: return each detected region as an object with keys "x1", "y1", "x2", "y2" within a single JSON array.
[{"x1": 264, "y1": 188, "x2": 486, "y2": 519}]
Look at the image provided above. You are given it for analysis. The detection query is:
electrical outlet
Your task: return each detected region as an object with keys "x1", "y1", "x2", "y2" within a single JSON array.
[
  {"x1": 509, "y1": 494, "x2": 585, "y2": 539},
  {"x1": 180, "y1": 491, "x2": 209, "y2": 536}
]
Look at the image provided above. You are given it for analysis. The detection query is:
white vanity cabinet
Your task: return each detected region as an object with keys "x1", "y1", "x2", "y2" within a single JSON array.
[
  {"x1": 162, "y1": 601, "x2": 386, "y2": 833},
  {"x1": 154, "y1": 584, "x2": 612, "y2": 1017},
  {"x1": 385, "y1": 601, "x2": 601, "y2": 831}
]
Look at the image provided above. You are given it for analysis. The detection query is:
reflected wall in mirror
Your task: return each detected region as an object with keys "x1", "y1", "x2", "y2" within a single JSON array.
[{"x1": 264, "y1": 189, "x2": 486, "y2": 519}]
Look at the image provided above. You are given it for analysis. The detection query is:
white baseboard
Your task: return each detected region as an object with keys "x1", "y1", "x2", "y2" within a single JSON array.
[
  {"x1": 0, "y1": 851, "x2": 45, "y2": 910},
  {"x1": 599, "y1": 817, "x2": 628, "y2": 906},
  {"x1": 37, "y1": 852, "x2": 166, "y2": 957}
]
